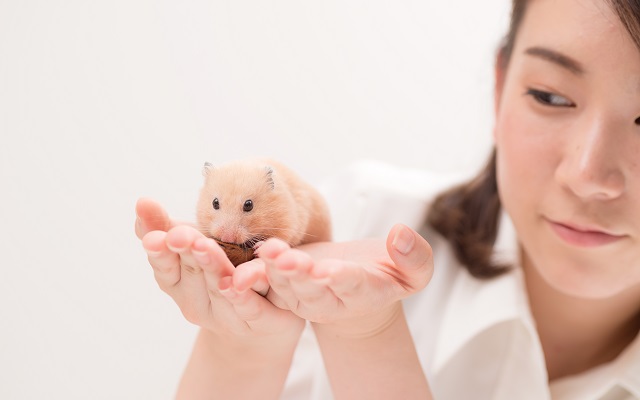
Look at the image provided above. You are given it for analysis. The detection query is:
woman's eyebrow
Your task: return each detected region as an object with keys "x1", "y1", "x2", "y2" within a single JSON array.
[{"x1": 524, "y1": 46, "x2": 585, "y2": 75}]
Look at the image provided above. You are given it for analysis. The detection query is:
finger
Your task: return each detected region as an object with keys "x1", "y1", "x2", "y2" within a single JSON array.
[
  {"x1": 219, "y1": 276, "x2": 301, "y2": 333},
  {"x1": 218, "y1": 276, "x2": 266, "y2": 322},
  {"x1": 266, "y1": 247, "x2": 344, "y2": 316},
  {"x1": 135, "y1": 197, "x2": 172, "y2": 238},
  {"x1": 275, "y1": 250, "x2": 332, "y2": 304},
  {"x1": 233, "y1": 259, "x2": 270, "y2": 296},
  {"x1": 191, "y1": 235, "x2": 236, "y2": 292},
  {"x1": 166, "y1": 225, "x2": 208, "y2": 277},
  {"x1": 386, "y1": 224, "x2": 434, "y2": 291},
  {"x1": 260, "y1": 239, "x2": 299, "y2": 309},
  {"x1": 191, "y1": 235, "x2": 245, "y2": 324},
  {"x1": 142, "y1": 230, "x2": 182, "y2": 291},
  {"x1": 164, "y1": 226, "x2": 217, "y2": 324},
  {"x1": 311, "y1": 259, "x2": 367, "y2": 299},
  {"x1": 255, "y1": 237, "x2": 291, "y2": 260}
]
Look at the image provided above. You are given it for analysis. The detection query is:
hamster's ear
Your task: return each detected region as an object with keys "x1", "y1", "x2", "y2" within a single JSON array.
[
  {"x1": 202, "y1": 162, "x2": 214, "y2": 177},
  {"x1": 265, "y1": 166, "x2": 275, "y2": 190}
]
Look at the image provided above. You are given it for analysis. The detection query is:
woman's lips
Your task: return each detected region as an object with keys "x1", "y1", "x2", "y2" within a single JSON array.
[{"x1": 547, "y1": 220, "x2": 625, "y2": 247}]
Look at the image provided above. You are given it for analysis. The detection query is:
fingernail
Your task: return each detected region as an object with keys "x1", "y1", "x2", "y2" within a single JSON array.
[{"x1": 392, "y1": 226, "x2": 415, "y2": 255}]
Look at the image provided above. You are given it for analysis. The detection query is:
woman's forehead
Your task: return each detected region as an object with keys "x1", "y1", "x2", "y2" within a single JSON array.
[
  {"x1": 512, "y1": 0, "x2": 640, "y2": 74},
  {"x1": 516, "y1": 0, "x2": 619, "y2": 47}
]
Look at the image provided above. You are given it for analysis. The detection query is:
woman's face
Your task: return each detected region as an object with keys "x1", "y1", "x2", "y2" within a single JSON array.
[{"x1": 494, "y1": 0, "x2": 640, "y2": 298}]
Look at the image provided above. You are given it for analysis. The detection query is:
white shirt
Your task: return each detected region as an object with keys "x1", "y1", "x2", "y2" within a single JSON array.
[{"x1": 281, "y1": 160, "x2": 640, "y2": 400}]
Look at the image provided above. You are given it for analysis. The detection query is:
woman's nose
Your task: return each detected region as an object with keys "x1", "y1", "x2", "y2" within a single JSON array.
[{"x1": 554, "y1": 119, "x2": 626, "y2": 201}]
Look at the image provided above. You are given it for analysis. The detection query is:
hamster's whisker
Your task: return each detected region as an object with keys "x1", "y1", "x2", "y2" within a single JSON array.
[{"x1": 240, "y1": 234, "x2": 270, "y2": 250}]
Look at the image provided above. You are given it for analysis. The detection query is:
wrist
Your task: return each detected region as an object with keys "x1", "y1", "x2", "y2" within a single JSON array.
[
  {"x1": 311, "y1": 302, "x2": 402, "y2": 339},
  {"x1": 204, "y1": 326, "x2": 303, "y2": 365}
]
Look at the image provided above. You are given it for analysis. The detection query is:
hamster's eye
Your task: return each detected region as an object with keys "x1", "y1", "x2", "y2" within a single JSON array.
[
  {"x1": 243, "y1": 199, "x2": 253, "y2": 212},
  {"x1": 212, "y1": 198, "x2": 220, "y2": 210}
]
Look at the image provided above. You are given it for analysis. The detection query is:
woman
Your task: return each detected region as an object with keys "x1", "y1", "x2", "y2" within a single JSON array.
[{"x1": 135, "y1": 0, "x2": 640, "y2": 398}]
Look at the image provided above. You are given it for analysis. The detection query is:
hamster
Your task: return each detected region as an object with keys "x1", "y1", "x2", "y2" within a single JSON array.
[{"x1": 196, "y1": 158, "x2": 332, "y2": 266}]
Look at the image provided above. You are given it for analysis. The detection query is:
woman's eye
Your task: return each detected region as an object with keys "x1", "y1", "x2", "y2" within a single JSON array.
[{"x1": 526, "y1": 88, "x2": 575, "y2": 107}]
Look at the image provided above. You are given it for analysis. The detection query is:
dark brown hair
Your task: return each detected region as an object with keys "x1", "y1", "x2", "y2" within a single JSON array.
[{"x1": 427, "y1": 0, "x2": 640, "y2": 279}]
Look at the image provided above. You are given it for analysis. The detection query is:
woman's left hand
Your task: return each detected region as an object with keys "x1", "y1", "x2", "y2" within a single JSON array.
[{"x1": 234, "y1": 223, "x2": 434, "y2": 336}]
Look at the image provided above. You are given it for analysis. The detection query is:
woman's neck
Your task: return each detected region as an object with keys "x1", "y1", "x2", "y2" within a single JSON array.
[{"x1": 522, "y1": 255, "x2": 640, "y2": 381}]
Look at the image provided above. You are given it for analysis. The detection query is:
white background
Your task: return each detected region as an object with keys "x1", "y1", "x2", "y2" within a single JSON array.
[{"x1": 0, "y1": 1, "x2": 509, "y2": 398}]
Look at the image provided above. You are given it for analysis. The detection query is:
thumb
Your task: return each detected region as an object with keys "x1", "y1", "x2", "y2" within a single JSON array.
[
  {"x1": 386, "y1": 224, "x2": 434, "y2": 291},
  {"x1": 135, "y1": 197, "x2": 172, "y2": 239}
]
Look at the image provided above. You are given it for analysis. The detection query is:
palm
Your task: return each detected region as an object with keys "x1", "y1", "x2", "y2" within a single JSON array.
[
  {"x1": 136, "y1": 198, "x2": 305, "y2": 339},
  {"x1": 259, "y1": 229, "x2": 433, "y2": 325}
]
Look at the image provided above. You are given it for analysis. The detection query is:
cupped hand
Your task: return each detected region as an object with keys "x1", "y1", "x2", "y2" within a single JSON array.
[
  {"x1": 135, "y1": 197, "x2": 178, "y2": 239},
  {"x1": 135, "y1": 198, "x2": 305, "y2": 339},
  {"x1": 256, "y1": 223, "x2": 434, "y2": 336}
]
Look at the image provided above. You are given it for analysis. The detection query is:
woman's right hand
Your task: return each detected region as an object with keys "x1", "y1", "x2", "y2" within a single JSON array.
[
  {"x1": 136, "y1": 198, "x2": 306, "y2": 399},
  {"x1": 135, "y1": 197, "x2": 305, "y2": 340}
]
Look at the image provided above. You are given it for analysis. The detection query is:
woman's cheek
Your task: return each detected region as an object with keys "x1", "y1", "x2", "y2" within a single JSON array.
[{"x1": 494, "y1": 105, "x2": 555, "y2": 237}]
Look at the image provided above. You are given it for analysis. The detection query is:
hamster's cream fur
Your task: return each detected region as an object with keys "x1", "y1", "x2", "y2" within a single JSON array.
[{"x1": 196, "y1": 158, "x2": 332, "y2": 265}]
